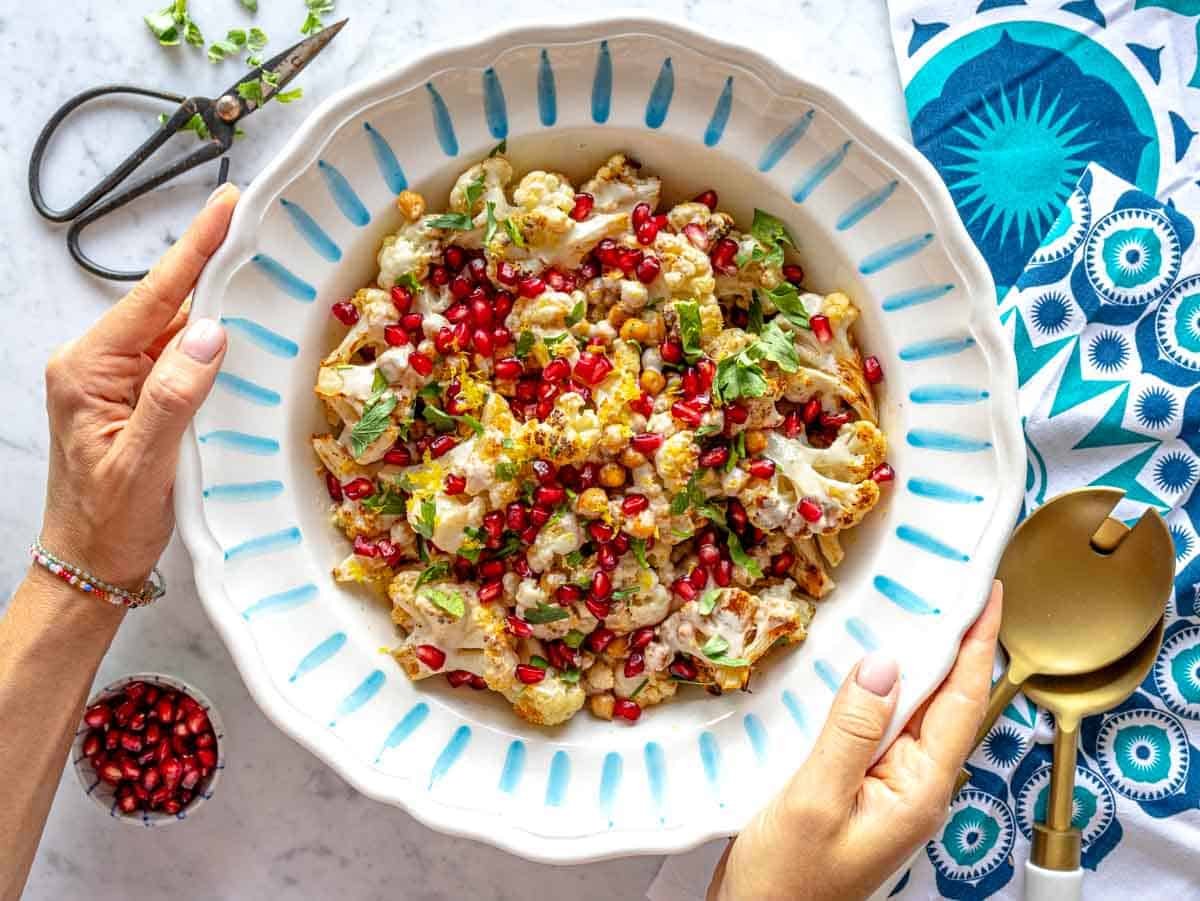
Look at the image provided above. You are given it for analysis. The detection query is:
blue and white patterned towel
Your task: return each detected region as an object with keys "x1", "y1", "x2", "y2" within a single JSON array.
[{"x1": 887, "y1": 2, "x2": 1200, "y2": 897}]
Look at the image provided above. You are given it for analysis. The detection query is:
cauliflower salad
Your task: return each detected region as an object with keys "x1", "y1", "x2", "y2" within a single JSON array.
[{"x1": 312, "y1": 150, "x2": 893, "y2": 727}]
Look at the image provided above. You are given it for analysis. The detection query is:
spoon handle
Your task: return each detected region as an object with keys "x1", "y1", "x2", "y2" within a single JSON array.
[
  {"x1": 954, "y1": 664, "x2": 1024, "y2": 793},
  {"x1": 1047, "y1": 719, "x2": 1079, "y2": 832}
]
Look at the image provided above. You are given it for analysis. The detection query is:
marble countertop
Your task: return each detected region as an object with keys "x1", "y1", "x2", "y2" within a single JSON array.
[{"x1": 1, "y1": 2, "x2": 906, "y2": 897}]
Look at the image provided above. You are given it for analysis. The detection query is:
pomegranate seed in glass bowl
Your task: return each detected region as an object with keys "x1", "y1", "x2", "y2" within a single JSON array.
[{"x1": 72, "y1": 673, "x2": 224, "y2": 826}]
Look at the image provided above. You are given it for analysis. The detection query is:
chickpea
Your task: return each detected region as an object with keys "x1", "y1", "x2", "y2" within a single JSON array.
[
  {"x1": 619, "y1": 318, "x2": 651, "y2": 343},
  {"x1": 590, "y1": 694, "x2": 615, "y2": 720},
  {"x1": 744, "y1": 429, "x2": 768, "y2": 455},
  {"x1": 396, "y1": 190, "x2": 425, "y2": 222},
  {"x1": 620, "y1": 448, "x2": 647, "y2": 469},
  {"x1": 575, "y1": 486, "x2": 609, "y2": 518},
  {"x1": 607, "y1": 306, "x2": 630, "y2": 328},
  {"x1": 605, "y1": 637, "x2": 629, "y2": 660},
  {"x1": 626, "y1": 515, "x2": 657, "y2": 539},
  {"x1": 640, "y1": 370, "x2": 666, "y2": 395},
  {"x1": 599, "y1": 463, "x2": 627, "y2": 488}
]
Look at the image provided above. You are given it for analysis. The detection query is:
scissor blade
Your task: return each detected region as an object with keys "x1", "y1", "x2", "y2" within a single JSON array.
[{"x1": 220, "y1": 18, "x2": 347, "y2": 117}]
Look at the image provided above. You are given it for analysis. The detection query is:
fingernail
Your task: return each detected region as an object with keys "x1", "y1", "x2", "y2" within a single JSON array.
[
  {"x1": 856, "y1": 653, "x2": 899, "y2": 697},
  {"x1": 206, "y1": 182, "x2": 233, "y2": 207},
  {"x1": 180, "y1": 318, "x2": 225, "y2": 362}
]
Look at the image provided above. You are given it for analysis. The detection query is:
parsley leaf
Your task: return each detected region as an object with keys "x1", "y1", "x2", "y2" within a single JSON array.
[
  {"x1": 755, "y1": 320, "x2": 800, "y2": 373},
  {"x1": 515, "y1": 331, "x2": 536, "y2": 359},
  {"x1": 425, "y1": 212, "x2": 473, "y2": 230},
  {"x1": 464, "y1": 174, "x2": 486, "y2": 212},
  {"x1": 698, "y1": 588, "x2": 720, "y2": 615},
  {"x1": 542, "y1": 333, "x2": 570, "y2": 351},
  {"x1": 564, "y1": 548, "x2": 586, "y2": 567},
  {"x1": 247, "y1": 28, "x2": 268, "y2": 53},
  {"x1": 747, "y1": 290, "x2": 764, "y2": 334},
  {"x1": 611, "y1": 587, "x2": 637, "y2": 601},
  {"x1": 422, "y1": 405, "x2": 455, "y2": 431},
  {"x1": 457, "y1": 540, "x2": 482, "y2": 563},
  {"x1": 767, "y1": 282, "x2": 811, "y2": 330},
  {"x1": 494, "y1": 535, "x2": 523, "y2": 559},
  {"x1": 725, "y1": 431, "x2": 746, "y2": 474},
  {"x1": 483, "y1": 201, "x2": 499, "y2": 246},
  {"x1": 145, "y1": 0, "x2": 202, "y2": 47},
  {"x1": 564, "y1": 629, "x2": 585, "y2": 649},
  {"x1": 494, "y1": 461, "x2": 517, "y2": 481},
  {"x1": 350, "y1": 393, "x2": 398, "y2": 457},
  {"x1": 694, "y1": 423, "x2": 721, "y2": 438},
  {"x1": 529, "y1": 655, "x2": 550, "y2": 670},
  {"x1": 240, "y1": 0, "x2": 258, "y2": 10},
  {"x1": 276, "y1": 88, "x2": 304, "y2": 104},
  {"x1": 726, "y1": 531, "x2": 763, "y2": 579},
  {"x1": 631, "y1": 538, "x2": 650, "y2": 570},
  {"x1": 207, "y1": 29, "x2": 246, "y2": 62},
  {"x1": 566, "y1": 300, "x2": 586, "y2": 326},
  {"x1": 236, "y1": 78, "x2": 264, "y2": 106},
  {"x1": 416, "y1": 560, "x2": 451, "y2": 588},
  {"x1": 489, "y1": 139, "x2": 507, "y2": 157},
  {"x1": 670, "y1": 470, "x2": 705, "y2": 516},
  {"x1": 675, "y1": 300, "x2": 704, "y2": 364},
  {"x1": 158, "y1": 112, "x2": 212, "y2": 140},
  {"x1": 701, "y1": 634, "x2": 750, "y2": 668},
  {"x1": 423, "y1": 587, "x2": 465, "y2": 619},
  {"x1": 749, "y1": 208, "x2": 796, "y2": 252},
  {"x1": 714, "y1": 353, "x2": 767, "y2": 404},
  {"x1": 371, "y1": 368, "x2": 388, "y2": 394},
  {"x1": 524, "y1": 603, "x2": 570, "y2": 624},
  {"x1": 396, "y1": 272, "x2": 421, "y2": 294},
  {"x1": 301, "y1": 0, "x2": 335, "y2": 35},
  {"x1": 361, "y1": 485, "x2": 407, "y2": 516},
  {"x1": 559, "y1": 667, "x2": 582, "y2": 684},
  {"x1": 414, "y1": 499, "x2": 436, "y2": 540},
  {"x1": 503, "y1": 217, "x2": 526, "y2": 247}
]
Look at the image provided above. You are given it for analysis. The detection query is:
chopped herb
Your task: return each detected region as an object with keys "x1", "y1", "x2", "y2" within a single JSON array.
[
  {"x1": 145, "y1": 0, "x2": 203, "y2": 47},
  {"x1": 629, "y1": 679, "x2": 649, "y2": 699},
  {"x1": 276, "y1": 88, "x2": 304, "y2": 104},
  {"x1": 631, "y1": 537, "x2": 650, "y2": 570},
  {"x1": 695, "y1": 502, "x2": 728, "y2": 527},
  {"x1": 483, "y1": 201, "x2": 499, "y2": 246},
  {"x1": 457, "y1": 541, "x2": 481, "y2": 563},
  {"x1": 726, "y1": 531, "x2": 763, "y2": 579},
  {"x1": 670, "y1": 470, "x2": 705, "y2": 516},
  {"x1": 611, "y1": 587, "x2": 637, "y2": 601},
  {"x1": 494, "y1": 461, "x2": 518, "y2": 481},
  {"x1": 529, "y1": 655, "x2": 550, "y2": 670},
  {"x1": 501, "y1": 438, "x2": 515, "y2": 450},
  {"x1": 463, "y1": 173, "x2": 486, "y2": 212},
  {"x1": 207, "y1": 29, "x2": 246, "y2": 63},
  {"x1": 564, "y1": 549, "x2": 586, "y2": 567},
  {"x1": 416, "y1": 560, "x2": 451, "y2": 588},
  {"x1": 503, "y1": 217, "x2": 526, "y2": 247},
  {"x1": 423, "y1": 587, "x2": 465, "y2": 619},
  {"x1": 418, "y1": 382, "x2": 442, "y2": 403},
  {"x1": 725, "y1": 431, "x2": 746, "y2": 473},
  {"x1": 422, "y1": 404, "x2": 456, "y2": 431},
  {"x1": 301, "y1": 0, "x2": 335, "y2": 36},
  {"x1": 671, "y1": 527, "x2": 695, "y2": 539},
  {"x1": 425, "y1": 212, "x2": 473, "y2": 230},
  {"x1": 700, "y1": 634, "x2": 749, "y2": 667},
  {"x1": 515, "y1": 331, "x2": 536, "y2": 358},
  {"x1": 694, "y1": 423, "x2": 721, "y2": 438},
  {"x1": 397, "y1": 272, "x2": 421, "y2": 294},
  {"x1": 236, "y1": 78, "x2": 264, "y2": 106},
  {"x1": 361, "y1": 485, "x2": 407, "y2": 516},
  {"x1": 414, "y1": 498, "x2": 436, "y2": 540},
  {"x1": 714, "y1": 352, "x2": 767, "y2": 404},
  {"x1": 750, "y1": 208, "x2": 796, "y2": 251},
  {"x1": 566, "y1": 300, "x2": 586, "y2": 326},
  {"x1": 675, "y1": 300, "x2": 704, "y2": 364},
  {"x1": 524, "y1": 602, "x2": 570, "y2": 624},
  {"x1": 459, "y1": 414, "x2": 484, "y2": 436},
  {"x1": 247, "y1": 27, "x2": 268, "y2": 52},
  {"x1": 464, "y1": 525, "x2": 486, "y2": 543},
  {"x1": 542, "y1": 333, "x2": 570, "y2": 351},
  {"x1": 349, "y1": 393, "x2": 398, "y2": 457},
  {"x1": 240, "y1": 0, "x2": 258, "y2": 10},
  {"x1": 563, "y1": 629, "x2": 585, "y2": 649},
  {"x1": 489, "y1": 139, "x2": 507, "y2": 157},
  {"x1": 416, "y1": 536, "x2": 428, "y2": 561},
  {"x1": 158, "y1": 112, "x2": 212, "y2": 140},
  {"x1": 559, "y1": 667, "x2": 582, "y2": 684},
  {"x1": 371, "y1": 369, "x2": 388, "y2": 394},
  {"x1": 494, "y1": 535, "x2": 523, "y2": 559},
  {"x1": 755, "y1": 320, "x2": 801, "y2": 373},
  {"x1": 767, "y1": 282, "x2": 811, "y2": 330},
  {"x1": 698, "y1": 588, "x2": 720, "y2": 615},
  {"x1": 747, "y1": 290, "x2": 764, "y2": 334}
]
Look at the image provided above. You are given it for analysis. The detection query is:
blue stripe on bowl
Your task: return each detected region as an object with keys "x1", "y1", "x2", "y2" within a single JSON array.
[
  {"x1": 363, "y1": 122, "x2": 407, "y2": 193},
  {"x1": 599, "y1": 751, "x2": 622, "y2": 825},
  {"x1": 645, "y1": 58, "x2": 674, "y2": 128},
  {"x1": 644, "y1": 742, "x2": 666, "y2": 822},
  {"x1": 782, "y1": 690, "x2": 809, "y2": 733},
  {"x1": 873, "y1": 575, "x2": 941, "y2": 614},
  {"x1": 859, "y1": 233, "x2": 934, "y2": 274},
  {"x1": 429, "y1": 726, "x2": 471, "y2": 788},
  {"x1": 375, "y1": 702, "x2": 430, "y2": 762},
  {"x1": 538, "y1": 49, "x2": 557, "y2": 126},
  {"x1": 198, "y1": 430, "x2": 279, "y2": 455},
  {"x1": 241, "y1": 580, "x2": 315, "y2": 618},
  {"x1": 226, "y1": 527, "x2": 302, "y2": 563},
  {"x1": 482, "y1": 67, "x2": 508, "y2": 139},
  {"x1": 792, "y1": 141, "x2": 851, "y2": 203},
  {"x1": 592, "y1": 40, "x2": 612, "y2": 123},
  {"x1": 290, "y1": 632, "x2": 347, "y2": 682},
  {"x1": 499, "y1": 740, "x2": 526, "y2": 793},
  {"x1": 426, "y1": 82, "x2": 459, "y2": 156},
  {"x1": 814, "y1": 659, "x2": 842, "y2": 692},
  {"x1": 899, "y1": 336, "x2": 976, "y2": 361},
  {"x1": 909, "y1": 385, "x2": 990, "y2": 405},
  {"x1": 897, "y1": 524, "x2": 970, "y2": 561},
  {"x1": 758, "y1": 110, "x2": 814, "y2": 172},
  {"x1": 704, "y1": 76, "x2": 733, "y2": 146},
  {"x1": 203, "y1": 480, "x2": 284, "y2": 502},
  {"x1": 329, "y1": 669, "x2": 385, "y2": 726},
  {"x1": 317, "y1": 160, "x2": 370, "y2": 227},
  {"x1": 545, "y1": 750, "x2": 570, "y2": 806},
  {"x1": 250, "y1": 254, "x2": 316, "y2": 302},
  {"x1": 845, "y1": 617, "x2": 879, "y2": 651},
  {"x1": 743, "y1": 714, "x2": 768, "y2": 762},
  {"x1": 279, "y1": 199, "x2": 342, "y2": 262},
  {"x1": 220, "y1": 317, "x2": 299, "y2": 358},
  {"x1": 907, "y1": 429, "x2": 992, "y2": 452},
  {"x1": 882, "y1": 283, "x2": 954, "y2": 312},
  {"x1": 836, "y1": 180, "x2": 898, "y2": 230},
  {"x1": 699, "y1": 732, "x2": 720, "y2": 798},
  {"x1": 907, "y1": 478, "x2": 984, "y2": 504},
  {"x1": 214, "y1": 372, "x2": 280, "y2": 406}
]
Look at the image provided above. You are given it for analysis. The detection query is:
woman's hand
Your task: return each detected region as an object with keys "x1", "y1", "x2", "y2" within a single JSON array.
[
  {"x1": 39, "y1": 184, "x2": 239, "y2": 589},
  {"x1": 708, "y1": 582, "x2": 1003, "y2": 901}
]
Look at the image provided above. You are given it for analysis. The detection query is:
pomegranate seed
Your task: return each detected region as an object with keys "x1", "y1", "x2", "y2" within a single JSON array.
[
  {"x1": 629, "y1": 392, "x2": 654, "y2": 416},
  {"x1": 492, "y1": 326, "x2": 512, "y2": 347},
  {"x1": 162, "y1": 798, "x2": 185, "y2": 815},
  {"x1": 120, "y1": 732, "x2": 143, "y2": 754},
  {"x1": 472, "y1": 328, "x2": 494, "y2": 357},
  {"x1": 578, "y1": 258, "x2": 600, "y2": 281},
  {"x1": 341, "y1": 478, "x2": 373, "y2": 501},
  {"x1": 801, "y1": 398, "x2": 822, "y2": 425},
  {"x1": 863, "y1": 355, "x2": 884, "y2": 384},
  {"x1": 570, "y1": 192, "x2": 594, "y2": 221},
  {"x1": 429, "y1": 264, "x2": 450, "y2": 287},
  {"x1": 636, "y1": 220, "x2": 659, "y2": 245},
  {"x1": 84, "y1": 704, "x2": 111, "y2": 729},
  {"x1": 104, "y1": 729, "x2": 121, "y2": 751},
  {"x1": 688, "y1": 566, "x2": 708, "y2": 589},
  {"x1": 496, "y1": 260, "x2": 519, "y2": 285},
  {"x1": 495, "y1": 357, "x2": 523, "y2": 380},
  {"x1": 710, "y1": 238, "x2": 739, "y2": 274},
  {"x1": 588, "y1": 521, "x2": 615, "y2": 543},
  {"x1": 469, "y1": 674, "x2": 487, "y2": 690},
  {"x1": 595, "y1": 238, "x2": 621, "y2": 266},
  {"x1": 573, "y1": 352, "x2": 613, "y2": 385},
  {"x1": 415, "y1": 645, "x2": 446, "y2": 670},
  {"x1": 820, "y1": 411, "x2": 851, "y2": 430},
  {"x1": 631, "y1": 202, "x2": 652, "y2": 228},
  {"x1": 728, "y1": 499, "x2": 749, "y2": 531},
  {"x1": 155, "y1": 698, "x2": 174, "y2": 723},
  {"x1": 125, "y1": 682, "x2": 148, "y2": 700},
  {"x1": 180, "y1": 766, "x2": 201, "y2": 792},
  {"x1": 630, "y1": 628, "x2": 655, "y2": 651},
  {"x1": 782, "y1": 410, "x2": 803, "y2": 438},
  {"x1": 635, "y1": 254, "x2": 661, "y2": 284},
  {"x1": 592, "y1": 570, "x2": 613, "y2": 599},
  {"x1": 476, "y1": 559, "x2": 504, "y2": 581},
  {"x1": 447, "y1": 669, "x2": 474, "y2": 688},
  {"x1": 630, "y1": 433, "x2": 664, "y2": 454},
  {"x1": 430, "y1": 435, "x2": 458, "y2": 458},
  {"x1": 452, "y1": 321, "x2": 471, "y2": 351},
  {"x1": 531, "y1": 460, "x2": 556, "y2": 484},
  {"x1": 698, "y1": 544, "x2": 721, "y2": 567},
  {"x1": 467, "y1": 257, "x2": 487, "y2": 283},
  {"x1": 82, "y1": 731, "x2": 102, "y2": 758},
  {"x1": 444, "y1": 473, "x2": 467, "y2": 495},
  {"x1": 470, "y1": 298, "x2": 494, "y2": 330},
  {"x1": 504, "y1": 502, "x2": 527, "y2": 531},
  {"x1": 390, "y1": 284, "x2": 413, "y2": 313},
  {"x1": 402, "y1": 312, "x2": 424, "y2": 333},
  {"x1": 115, "y1": 699, "x2": 137, "y2": 726},
  {"x1": 384, "y1": 445, "x2": 413, "y2": 466},
  {"x1": 543, "y1": 358, "x2": 570, "y2": 382},
  {"x1": 529, "y1": 506, "x2": 552, "y2": 527},
  {"x1": 446, "y1": 302, "x2": 470, "y2": 323},
  {"x1": 154, "y1": 741, "x2": 170, "y2": 764},
  {"x1": 450, "y1": 274, "x2": 472, "y2": 300},
  {"x1": 660, "y1": 338, "x2": 683, "y2": 364},
  {"x1": 477, "y1": 580, "x2": 503, "y2": 604},
  {"x1": 782, "y1": 263, "x2": 804, "y2": 285},
  {"x1": 624, "y1": 652, "x2": 646, "y2": 678},
  {"x1": 410, "y1": 351, "x2": 434, "y2": 376},
  {"x1": 517, "y1": 276, "x2": 546, "y2": 298},
  {"x1": 747, "y1": 458, "x2": 776, "y2": 479},
  {"x1": 434, "y1": 327, "x2": 456, "y2": 355},
  {"x1": 482, "y1": 510, "x2": 505, "y2": 540},
  {"x1": 798, "y1": 498, "x2": 823, "y2": 523},
  {"x1": 444, "y1": 246, "x2": 466, "y2": 271},
  {"x1": 672, "y1": 579, "x2": 698, "y2": 601},
  {"x1": 683, "y1": 222, "x2": 709, "y2": 250},
  {"x1": 97, "y1": 760, "x2": 124, "y2": 785},
  {"x1": 506, "y1": 615, "x2": 534, "y2": 639},
  {"x1": 544, "y1": 269, "x2": 576, "y2": 292},
  {"x1": 552, "y1": 584, "x2": 582, "y2": 606},
  {"x1": 693, "y1": 189, "x2": 718, "y2": 210},
  {"x1": 681, "y1": 368, "x2": 700, "y2": 399},
  {"x1": 192, "y1": 729, "x2": 213, "y2": 749},
  {"x1": 810, "y1": 314, "x2": 832, "y2": 343},
  {"x1": 613, "y1": 699, "x2": 642, "y2": 722},
  {"x1": 770, "y1": 550, "x2": 796, "y2": 576},
  {"x1": 669, "y1": 657, "x2": 698, "y2": 680},
  {"x1": 585, "y1": 597, "x2": 611, "y2": 620},
  {"x1": 516, "y1": 664, "x2": 546, "y2": 684},
  {"x1": 588, "y1": 628, "x2": 616, "y2": 653},
  {"x1": 671, "y1": 400, "x2": 704, "y2": 426},
  {"x1": 870, "y1": 463, "x2": 895, "y2": 484},
  {"x1": 621, "y1": 493, "x2": 649, "y2": 515},
  {"x1": 150, "y1": 786, "x2": 172, "y2": 808},
  {"x1": 160, "y1": 757, "x2": 182, "y2": 788},
  {"x1": 534, "y1": 485, "x2": 566, "y2": 506},
  {"x1": 698, "y1": 445, "x2": 729, "y2": 468},
  {"x1": 330, "y1": 301, "x2": 359, "y2": 326},
  {"x1": 129, "y1": 709, "x2": 147, "y2": 731}
]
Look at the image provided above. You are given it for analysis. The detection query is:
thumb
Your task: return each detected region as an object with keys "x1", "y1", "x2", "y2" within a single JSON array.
[
  {"x1": 793, "y1": 653, "x2": 900, "y2": 809},
  {"x1": 121, "y1": 318, "x2": 227, "y2": 473}
]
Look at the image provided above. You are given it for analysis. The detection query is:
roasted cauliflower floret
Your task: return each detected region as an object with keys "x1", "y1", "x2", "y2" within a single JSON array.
[
  {"x1": 449, "y1": 155, "x2": 514, "y2": 222},
  {"x1": 655, "y1": 231, "x2": 716, "y2": 300},
  {"x1": 509, "y1": 675, "x2": 587, "y2": 726},
  {"x1": 378, "y1": 219, "x2": 441, "y2": 288},
  {"x1": 582, "y1": 153, "x2": 662, "y2": 215},
  {"x1": 760, "y1": 429, "x2": 883, "y2": 536}
]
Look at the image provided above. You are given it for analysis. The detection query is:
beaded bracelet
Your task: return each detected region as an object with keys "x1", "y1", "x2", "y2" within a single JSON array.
[{"x1": 29, "y1": 539, "x2": 165, "y2": 609}]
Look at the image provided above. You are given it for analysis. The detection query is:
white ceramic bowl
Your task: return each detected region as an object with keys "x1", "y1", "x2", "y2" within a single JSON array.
[
  {"x1": 72, "y1": 673, "x2": 225, "y2": 826},
  {"x1": 177, "y1": 13, "x2": 1023, "y2": 862}
]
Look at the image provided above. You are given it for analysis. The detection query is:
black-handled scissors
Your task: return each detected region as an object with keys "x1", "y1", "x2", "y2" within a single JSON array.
[{"x1": 28, "y1": 19, "x2": 347, "y2": 282}]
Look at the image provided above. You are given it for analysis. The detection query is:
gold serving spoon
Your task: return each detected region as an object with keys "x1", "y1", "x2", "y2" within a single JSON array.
[
  {"x1": 1021, "y1": 617, "x2": 1166, "y2": 901},
  {"x1": 954, "y1": 487, "x2": 1173, "y2": 793}
]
